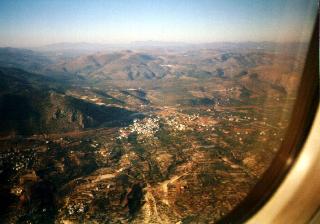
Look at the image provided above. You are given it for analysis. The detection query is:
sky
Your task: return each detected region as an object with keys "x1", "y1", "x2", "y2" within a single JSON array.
[{"x1": 0, "y1": 0, "x2": 317, "y2": 47}]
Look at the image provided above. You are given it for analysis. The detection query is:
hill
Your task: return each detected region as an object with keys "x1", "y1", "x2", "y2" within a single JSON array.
[{"x1": 0, "y1": 67, "x2": 138, "y2": 136}]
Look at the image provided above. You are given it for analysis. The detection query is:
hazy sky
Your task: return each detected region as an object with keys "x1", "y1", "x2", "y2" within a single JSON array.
[{"x1": 0, "y1": 0, "x2": 317, "y2": 47}]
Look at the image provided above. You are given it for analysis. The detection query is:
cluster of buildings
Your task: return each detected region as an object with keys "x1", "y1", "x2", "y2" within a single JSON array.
[
  {"x1": 163, "y1": 112, "x2": 218, "y2": 132},
  {"x1": 117, "y1": 117, "x2": 161, "y2": 140},
  {"x1": 117, "y1": 111, "x2": 215, "y2": 141},
  {"x1": 0, "y1": 148, "x2": 36, "y2": 172},
  {"x1": 67, "y1": 202, "x2": 85, "y2": 215}
]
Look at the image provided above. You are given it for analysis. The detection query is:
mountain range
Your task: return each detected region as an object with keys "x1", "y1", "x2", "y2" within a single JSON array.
[{"x1": 0, "y1": 43, "x2": 304, "y2": 136}]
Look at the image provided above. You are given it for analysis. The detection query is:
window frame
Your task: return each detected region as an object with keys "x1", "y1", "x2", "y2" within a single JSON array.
[{"x1": 217, "y1": 13, "x2": 319, "y2": 224}]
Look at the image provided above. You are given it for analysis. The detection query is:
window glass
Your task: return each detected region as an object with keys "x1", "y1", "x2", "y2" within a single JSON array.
[{"x1": 0, "y1": 0, "x2": 317, "y2": 223}]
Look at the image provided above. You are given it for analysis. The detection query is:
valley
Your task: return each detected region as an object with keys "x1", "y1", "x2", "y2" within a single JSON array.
[{"x1": 0, "y1": 45, "x2": 303, "y2": 223}]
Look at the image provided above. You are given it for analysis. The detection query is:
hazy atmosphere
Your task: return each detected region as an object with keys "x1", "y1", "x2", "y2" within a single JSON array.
[
  {"x1": 0, "y1": 1, "x2": 317, "y2": 223},
  {"x1": 0, "y1": 0, "x2": 317, "y2": 47}
]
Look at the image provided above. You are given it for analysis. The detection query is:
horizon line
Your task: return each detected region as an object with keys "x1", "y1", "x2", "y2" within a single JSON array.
[{"x1": 0, "y1": 40, "x2": 310, "y2": 49}]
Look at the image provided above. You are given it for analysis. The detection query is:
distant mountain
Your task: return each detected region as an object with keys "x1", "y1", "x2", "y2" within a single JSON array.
[
  {"x1": 130, "y1": 40, "x2": 191, "y2": 48},
  {"x1": 31, "y1": 41, "x2": 309, "y2": 56},
  {"x1": 0, "y1": 47, "x2": 53, "y2": 72},
  {"x1": 49, "y1": 51, "x2": 168, "y2": 80},
  {"x1": 46, "y1": 48, "x2": 301, "y2": 88},
  {"x1": 35, "y1": 41, "x2": 192, "y2": 54},
  {"x1": 0, "y1": 46, "x2": 302, "y2": 94},
  {"x1": 34, "y1": 42, "x2": 113, "y2": 53},
  {"x1": 0, "y1": 47, "x2": 92, "y2": 82}
]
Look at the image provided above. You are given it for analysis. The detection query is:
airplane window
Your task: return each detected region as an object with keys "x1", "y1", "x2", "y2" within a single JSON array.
[{"x1": 0, "y1": 1, "x2": 318, "y2": 223}]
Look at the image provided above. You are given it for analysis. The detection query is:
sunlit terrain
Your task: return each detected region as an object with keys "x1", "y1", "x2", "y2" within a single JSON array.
[
  {"x1": 0, "y1": 43, "x2": 307, "y2": 223},
  {"x1": 0, "y1": 0, "x2": 317, "y2": 223}
]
